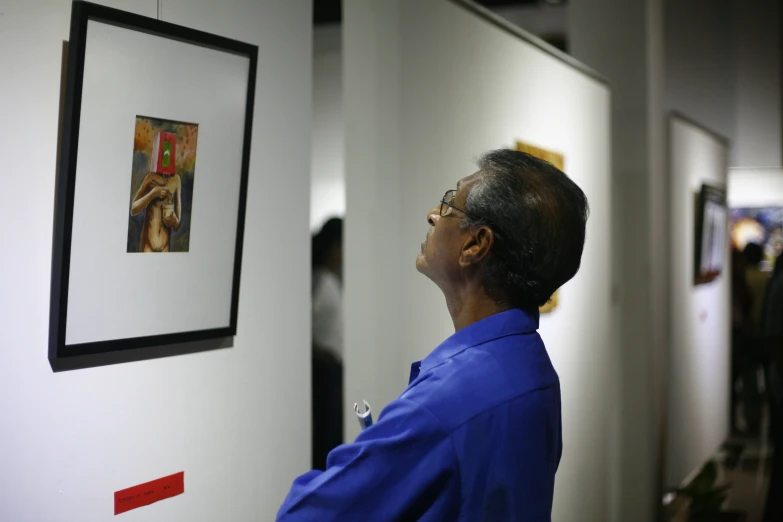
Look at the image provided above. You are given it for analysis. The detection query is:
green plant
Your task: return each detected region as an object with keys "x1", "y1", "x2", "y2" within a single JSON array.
[{"x1": 677, "y1": 461, "x2": 732, "y2": 516}]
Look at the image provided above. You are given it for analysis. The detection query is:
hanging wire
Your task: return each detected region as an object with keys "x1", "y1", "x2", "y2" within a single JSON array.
[{"x1": 157, "y1": 0, "x2": 162, "y2": 20}]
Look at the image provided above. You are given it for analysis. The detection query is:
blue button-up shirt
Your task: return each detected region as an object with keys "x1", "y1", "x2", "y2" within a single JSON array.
[{"x1": 277, "y1": 309, "x2": 562, "y2": 521}]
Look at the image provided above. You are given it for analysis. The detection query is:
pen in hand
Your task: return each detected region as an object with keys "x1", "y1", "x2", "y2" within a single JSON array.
[{"x1": 354, "y1": 400, "x2": 373, "y2": 430}]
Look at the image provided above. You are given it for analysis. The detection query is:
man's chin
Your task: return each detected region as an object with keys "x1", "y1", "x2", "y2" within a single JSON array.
[{"x1": 415, "y1": 252, "x2": 428, "y2": 274}]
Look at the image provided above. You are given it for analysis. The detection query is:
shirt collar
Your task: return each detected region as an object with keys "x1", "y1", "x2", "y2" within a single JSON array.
[{"x1": 416, "y1": 308, "x2": 539, "y2": 376}]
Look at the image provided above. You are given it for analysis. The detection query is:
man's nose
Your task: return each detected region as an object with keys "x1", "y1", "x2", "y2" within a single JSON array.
[{"x1": 427, "y1": 207, "x2": 440, "y2": 226}]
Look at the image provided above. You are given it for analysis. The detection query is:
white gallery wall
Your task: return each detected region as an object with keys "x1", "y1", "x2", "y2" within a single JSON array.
[
  {"x1": 311, "y1": 25, "x2": 345, "y2": 232},
  {"x1": 664, "y1": 0, "x2": 782, "y2": 168},
  {"x1": 664, "y1": 0, "x2": 735, "y2": 154},
  {"x1": 0, "y1": 1, "x2": 311, "y2": 521},
  {"x1": 569, "y1": 2, "x2": 665, "y2": 519},
  {"x1": 733, "y1": 0, "x2": 781, "y2": 168},
  {"x1": 343, "y1": 1, "x2": 614, "y2": 520},
  {"x1": 666, "y1": 116, "x2": 731, "y2": 487},
  {"x1": 729, "y1": 168, "x2": 783, "y2": 208}
]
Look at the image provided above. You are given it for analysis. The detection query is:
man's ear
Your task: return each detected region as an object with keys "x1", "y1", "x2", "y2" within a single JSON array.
[{"x1": 459, "y1": 226, "x2": 494, "y2": 268}]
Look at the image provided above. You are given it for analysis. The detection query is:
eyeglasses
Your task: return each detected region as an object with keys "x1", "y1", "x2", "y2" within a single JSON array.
[
  {"x1": 440, "y1": 189, "x2": 475, "y2": 218},
  {"x1": 439, "y1": 190, "x2": 498, "y2": 237}
]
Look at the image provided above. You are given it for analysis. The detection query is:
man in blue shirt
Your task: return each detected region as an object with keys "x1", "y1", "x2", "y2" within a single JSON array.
[{"x1": 277, "y1": 149, "x2": 589, "y2": 521}]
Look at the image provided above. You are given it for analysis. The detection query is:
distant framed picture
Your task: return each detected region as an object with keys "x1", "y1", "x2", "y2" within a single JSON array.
[
  {"x1": 49, "y1": 1, "x2": 258, "y2": 363},
  {"x1": 694, "y1": 183, "x2": 728, "y2": 285},
  {"x1": 730, "y1": 207, "x2": 783, "y2": 271},
  {"x1": 515, "y1": 140, "x2": 566, "y2": 314}
]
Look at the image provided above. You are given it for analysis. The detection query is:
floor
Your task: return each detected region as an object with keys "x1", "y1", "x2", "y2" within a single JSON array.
[
  {"x1": 665, "y1": 404, "x2": 775, "y2": 522},
  {"x1": 722, "y1": 435, "x2": 773, "y2": 521}
]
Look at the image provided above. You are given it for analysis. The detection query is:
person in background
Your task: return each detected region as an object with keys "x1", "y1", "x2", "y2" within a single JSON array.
[
  {"x1": 278, "y1": 149, "x2": 588, "y2": 521},
  {"x1": 762, "y1": 253, "x2": 783, "y2": 522},
  {"x1": 745, "y1": 243, "x2": 768, "y2": 333},
  {"x1": 731, "y1": 248, "x2": 753, "y2": 434},
  {"x1": 311, "y1": 217, "x2": 344, "y2": 471},
  {"x1": 743, "y1": 243, "x2": 770, "y2": 434}
]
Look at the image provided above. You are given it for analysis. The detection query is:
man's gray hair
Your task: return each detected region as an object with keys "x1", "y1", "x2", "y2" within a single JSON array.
[{"x1": 460, "y1": 149, "x2": 589, "y2": 309}]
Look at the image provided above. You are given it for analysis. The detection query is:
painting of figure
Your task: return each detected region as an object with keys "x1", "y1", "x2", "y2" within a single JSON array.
[
  {"x1": 694, "y1": 184, "x2": 728, "y2": 284},
  {"x1": 127, "y1": 116, "x2": 198, "y2": 253}
]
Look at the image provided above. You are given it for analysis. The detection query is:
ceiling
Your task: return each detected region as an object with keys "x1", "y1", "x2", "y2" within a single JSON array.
[{"x1": 313, "y1": 0, "x2": 564, "y2": 25}]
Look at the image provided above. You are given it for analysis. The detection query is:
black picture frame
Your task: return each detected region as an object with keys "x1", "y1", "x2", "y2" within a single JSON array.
[
  {"x1": 694, "y1": 183, "x2": 728, "y2": 286},
  {"x1": 49, "y1": 1, "x2": 257, "y2": 368}
]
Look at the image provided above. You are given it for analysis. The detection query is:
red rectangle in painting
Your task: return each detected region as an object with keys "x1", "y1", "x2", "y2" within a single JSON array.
[
  {"x1": 150, "y1": 131, "x2": 177, "y2": 175},
  {"x1": 114, "y1": 471, "x2": 184, "y2": 515}
]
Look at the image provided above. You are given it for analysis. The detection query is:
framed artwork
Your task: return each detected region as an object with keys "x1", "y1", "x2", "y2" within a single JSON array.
[
  {"x1": 49, "y1": 1, "x2": 258, "y2": 364},
  {"x1": 515, "y1": 140, "x2": 565, "y2": 314},
  {"x1": 516, "y1": 141, "x2": 565, "y2": 171},
  {"x1": 694, "y1": 184, "x2": 728, "y2": 285},
  {"x1": 730, "y1": 207, "x2": 783, "y2": 272}
]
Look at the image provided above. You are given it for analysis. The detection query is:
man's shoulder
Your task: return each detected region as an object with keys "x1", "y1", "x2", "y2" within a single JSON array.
[{"x1": 401, "y1": 334, "x2": 559, "y2": 431}]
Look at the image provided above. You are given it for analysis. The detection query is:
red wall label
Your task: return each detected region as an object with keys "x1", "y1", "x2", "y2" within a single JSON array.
[{"x1": 114, "y1": 471, "x2": 184, "y2": 515}]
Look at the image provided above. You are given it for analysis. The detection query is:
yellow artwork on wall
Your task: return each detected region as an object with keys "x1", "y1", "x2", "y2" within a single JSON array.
[
  {"x1": 515, "y1": 140, "x2": 564, "y2": 315},
  {"x1": 515, "y1": 141, "x2": 565, "y2": 170}
]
